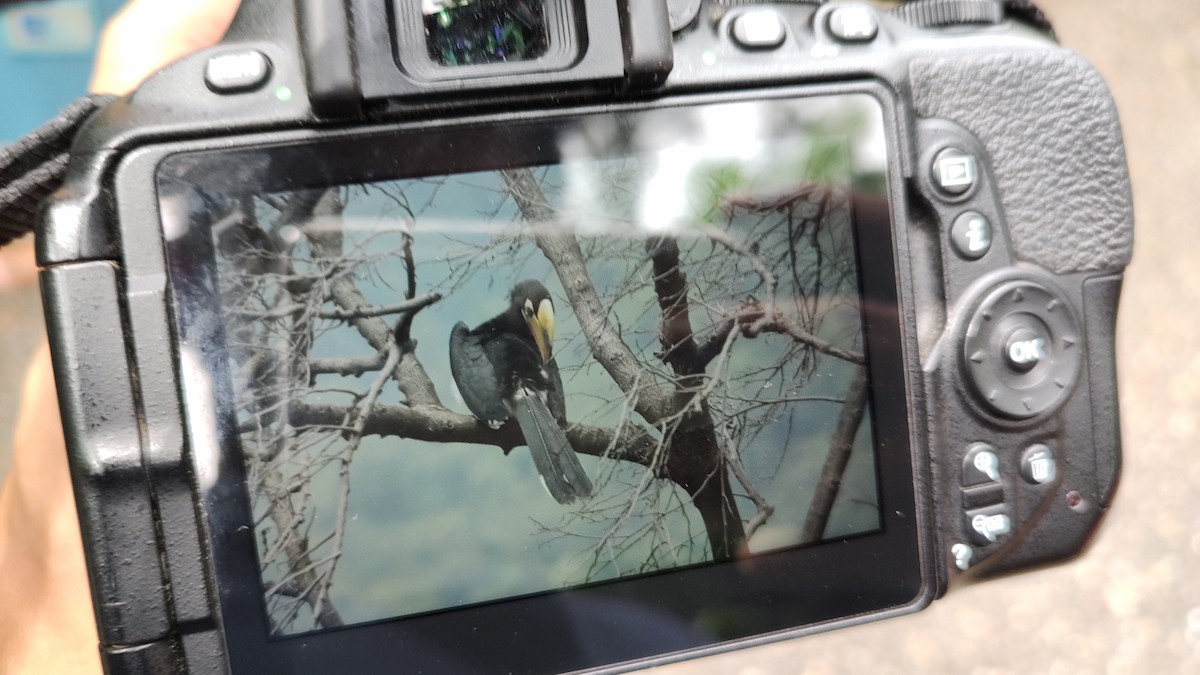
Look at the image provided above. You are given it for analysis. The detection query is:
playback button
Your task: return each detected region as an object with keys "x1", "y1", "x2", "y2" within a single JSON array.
[{"x1": 932, "y1": 147, "x2": 979, "y2": 198}]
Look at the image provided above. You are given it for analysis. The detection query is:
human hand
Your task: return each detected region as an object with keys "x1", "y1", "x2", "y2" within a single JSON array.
[
  {"x1": 0, "y1": 235, "x2": 36, "y2": 291},
  {"x1": 91, "y1": 0, "x2": 241, "y2": 96},
  {"x1": 0, "y1": 1, "x2": 239, "y2": 672}
]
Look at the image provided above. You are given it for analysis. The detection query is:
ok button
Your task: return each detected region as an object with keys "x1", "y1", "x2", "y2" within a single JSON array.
[{"x1": 1004, "y1": 325, "x2": 1050, "y2": 373}]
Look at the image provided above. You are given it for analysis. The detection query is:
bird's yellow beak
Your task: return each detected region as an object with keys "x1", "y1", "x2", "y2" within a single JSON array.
[{"x1": 526, "y1": 298, "x2": 555, "y2": 363}]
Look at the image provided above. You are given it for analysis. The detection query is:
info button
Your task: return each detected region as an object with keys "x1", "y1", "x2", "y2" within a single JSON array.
[{"x1": 951, "y1": 211, "x2": 993, "y2": 260}]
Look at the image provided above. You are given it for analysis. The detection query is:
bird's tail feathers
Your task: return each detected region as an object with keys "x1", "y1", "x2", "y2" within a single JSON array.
[{"x1": 509, "y1": 388, "x2": 593, "y2": 505}]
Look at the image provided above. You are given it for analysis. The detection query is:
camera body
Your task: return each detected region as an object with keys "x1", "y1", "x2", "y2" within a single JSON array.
[{"x1": 39, "y1": 1, "x2": 1130, "y2": 673}]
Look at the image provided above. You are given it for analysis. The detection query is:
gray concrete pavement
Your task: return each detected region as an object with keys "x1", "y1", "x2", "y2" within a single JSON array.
[{"x1": 0, "y1": 1, "x2": 1195, "y2": 673}]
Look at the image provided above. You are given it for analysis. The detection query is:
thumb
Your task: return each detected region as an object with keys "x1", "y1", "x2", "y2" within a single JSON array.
[{"x1": 90, "y1": 0, "x2": 242, "y2": 96}]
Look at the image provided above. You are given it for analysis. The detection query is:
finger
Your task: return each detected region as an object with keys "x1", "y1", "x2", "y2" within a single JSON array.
[
  {"x1": 0, "y1": 344, "x2": 100, "y2": 674},
  {"x1": 90, "y1": 0, "x2": 242, "y2": 95},
  {"x1": 0, "y1": 237, "x2": 38, "y2": 292}
]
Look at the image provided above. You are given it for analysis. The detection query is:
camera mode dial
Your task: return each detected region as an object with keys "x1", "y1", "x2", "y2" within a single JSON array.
[{"x1": 963, "y1": 281, "x2": 1081, "y2": 419}]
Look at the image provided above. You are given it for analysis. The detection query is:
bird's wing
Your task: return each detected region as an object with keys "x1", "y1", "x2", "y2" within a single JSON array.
[
  {"x1": 508, "y1": 387, "x2": 594, "y2": 505},
  {"x1": 449, "y1": 322, "x2": 509, "y2": 424},
  {"x1": 544, "y1": 357, "x2": 568, "y2": 424}
]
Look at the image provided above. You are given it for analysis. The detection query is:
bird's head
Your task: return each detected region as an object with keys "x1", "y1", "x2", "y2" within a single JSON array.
[{"x1": 510, "y1": 280, "x2": 555, "y2": 363}]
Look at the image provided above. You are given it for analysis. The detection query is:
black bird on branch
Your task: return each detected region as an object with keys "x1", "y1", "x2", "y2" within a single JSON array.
[{"x1": 449, "y1": 280, "x2": 593, "y2": 504}]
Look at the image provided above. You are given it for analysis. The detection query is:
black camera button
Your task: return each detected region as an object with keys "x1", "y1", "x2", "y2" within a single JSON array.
[
  {"x1": 204, "y1": 50, "x2": 272, "y2": 94},
  {"x1": 964, "y1": 504, "x2": 1013, "y2": 546},
  {"x1": 962, "y1": 442, "x2": 1001, "y2": 487},
  {"x1": 950, "y1": 211, "x2": 993, "y2": 259},
  {"x1": 931, "y1": 147, "x2": 978, "y2": 197},
  {"x1": 1003, "y1": 325, "x2": 1049, "y2": 373},
  {"x1": 731, "y1": 10, "x2": 787, "y2": 49},
  {"x1": 828, "y1": 6, "x2": 880, "y2": 43},
  {"x1": 668, "y1": 0, "x2": 702, "y2": 32},
  {"x1": 964, "y1": 281, "x2": 1081, "y2": 419},
  {"x1": 951, "y1": 542, "x2": 974, "y2": 571},
  {"x1": 1020, "y1": 443, "x2": 1057, "y2": 485}
]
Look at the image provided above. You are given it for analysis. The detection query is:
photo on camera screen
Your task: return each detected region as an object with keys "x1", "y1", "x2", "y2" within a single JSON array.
[{"x1": 202, "y1": 98, "x2": 888, "y2": 637}]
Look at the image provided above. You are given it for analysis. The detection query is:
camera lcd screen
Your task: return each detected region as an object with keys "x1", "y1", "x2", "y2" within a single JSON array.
[{"x1": 155, "y1": 92, "x2": 922, "y2": 672}]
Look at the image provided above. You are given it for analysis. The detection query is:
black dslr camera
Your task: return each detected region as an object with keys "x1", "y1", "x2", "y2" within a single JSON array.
[{"x1": 38, "y1": 0, "x2": 1130, "y2": 672}]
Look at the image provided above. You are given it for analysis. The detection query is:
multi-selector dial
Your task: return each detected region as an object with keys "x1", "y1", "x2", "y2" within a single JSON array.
[{"x1": 963, "y1": 280, "x2": 1082, "y2": 419}]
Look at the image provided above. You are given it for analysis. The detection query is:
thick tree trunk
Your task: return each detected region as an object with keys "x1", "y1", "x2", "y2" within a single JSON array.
[{"x1": 667, "y1": 425, "x2": 745, "y2": 561}]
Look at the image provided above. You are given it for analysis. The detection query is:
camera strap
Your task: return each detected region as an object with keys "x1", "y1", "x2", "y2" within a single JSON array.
[
  {"x1": 0, "y1": 93, "x2": 114, "y2": 249},
  {"x1": 1000, "y1": 0, "x2": 1055, "y2": 35},
  {"x1": 0, "y1": 0, "x2": 1052, "y2": 253}
]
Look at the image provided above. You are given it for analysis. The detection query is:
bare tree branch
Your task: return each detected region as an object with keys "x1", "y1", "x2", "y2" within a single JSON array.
[
  {"x1": 500, "y1": 168, "x2": 677, "y2": 424},
  {"x1": 311, "y1": 343, "x2": 404, "y2": 623},
  {"x1": 309, "y1": 353, "x2": 389, "y2": 377},
  {"x1": 226, "y1": 188, "x2": 348, "y2": 631},
  {"x1": 322, "y1": 293, "x2": 441, "y2": 320},
  {"x1": 501, "y1": 167, "x2": 748, "y2": 561},
  {"x1": 259, "y1": 469, "x2": 346, "y2": 629},
  {"x1": 799, "y1": 365, "x2": 870, "y2": 543},
  {"x1": 306, "y1": 218, "x2": 442, "y2": 408},
  {"x1": 646, "y1": 235, "x2": 702, "y2": 379},
  {"x1": 234, "y1": 293, "x2": 443, "y2": 321},
  {"x1": 394, "y1": 230, "x2": 420, "y2": 344},
  {"x1": 289, "y1": 401, "x2": 661, "y2": 468},
  {"x1": 745, "y1": 308, "x2": 865, "y2": 366},
  {"x1": 698, "y1": 224, "x2": 779, "y2": 308},
  {"x1": 704, "y1": 300, "x2": 864, "y2": 367}
]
